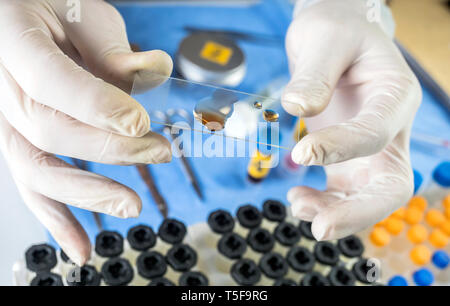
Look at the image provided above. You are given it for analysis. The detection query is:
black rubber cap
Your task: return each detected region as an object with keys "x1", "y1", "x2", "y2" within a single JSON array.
[
  {"x1": 262, "y1": 200, "x2": 286, "y2": 222},
  {"x1": 286, "y1": 246, "x2": 315, "y2": 273},
  {"x1": 158, "y1": 218, "x2": 187, "y2": 244},
  {"x1": 274, "y1": 222, "x2": 301, "y2": 246},
  {"x1": 127, "y1": 225, "x2": 156, "y2": 251},
  {"x1": 207, "y1": 209, "x2": 235, "y2": 234},
  {"x1": 352, "y1": 258, "x2": 376, "y2": 284},
  {"x1": 298, "y1": 221, "x2": 315, "y2": 241},
  {"x1": 273, "y1": 278, "x2": 297, "y2": 286},
  {"x1": 218, "y1": 232, "x2": 247, "y2": 259},
  {"x1": 236, "y1": 205, "x2": 262, "y2": 229},
  {"x1": 247, "y1": 228, "x2": 274, "y2": 253},
  {"x1": 300, "y1": 271, "x2": 330, "y2": 286},
  {"x1": 148, "y1": 277, "x2": 175, "y2": 286},
  {"x1": 137, "y1": 251, "x2": 167, "y2": 279},
  {"x1": 179, "y1": 271, "x2": 209, "y2": 286},
  {"x1": 60, "y1": 250, "x2": 70, "y2": 263},
  {"x1": 95, "y1": 231, "x2": 124, "y2": 258},
  {"x1": 231, "y1": 259, "x2": 261, "y2": 286},
  {"x1": 313, "y1": 241, "x2": 340, "y2": 266},
  {"x1": 166, "y1": 244, "x2": 197, "y2": 272},
  {"x1": 67, "y1": 265, "x2": 101, "y2": 286},
  {"x1": 337, "y1": 235, "x2": 364, "y2": 258},
  {"x1": 30, "y1": 272, "x2": 63, "y2": 286},
  {"x1": 101, "y1": 257, "x2": 134, "y2": 286},
  {"x1": 259, "y1": 252, "x2": 288, "y2": 279},
  {"x1": 328, "y1": 265, "x2": 356, "y2": 286},
  {"x1": 25, "y1": 244, "x2": 57, "y2": 272}
]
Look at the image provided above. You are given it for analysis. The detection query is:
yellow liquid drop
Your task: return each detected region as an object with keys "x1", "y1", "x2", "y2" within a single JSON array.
[
  {"x1": 253, "y1": 101, "x2": 262, "y2": 109},
  {"x1": 263, "y1": 109, "x2": 279, "y2": 122}
]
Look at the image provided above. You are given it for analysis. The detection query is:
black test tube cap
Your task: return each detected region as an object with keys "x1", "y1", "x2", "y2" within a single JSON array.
[
  {"x1": 300, "y1": 271, "x2": 330, "y2": 286},
  {"x1": 166, "y1": 244, "x2": 197, "y2": 272},
  {"x1": 207, "y1": 209, "x2": 235, "y2": 234},
  {"x1": 67, "y1": 265, "x2": 101, "y2": 286},
  {"x1": 262, "y1": 200, "x2": 286, "y2": 222},
  {"x1": 95, "y1": 231, "x2": 124, "y2": 258},
  {"x1": 337, "y1": 235, "x2": 364, "y2": 258},
  {"x1": 179, "y1": 271, "x2": 209, "y2": 286},
  {"x1": 127, "y1": 225, "x2": 157, "y2": 251},
  {"x1": 274, "y1": 222, "x2": 301, "y2": 246},
  {"x1": 60, "y1": 250, "x2": 70, "y2": 263},
  {"x1": 247, "y1": 228, "x2": 275, "y2": 253},
  {"x1": 236, "y1": 205, "x2": 262, "y2": 229},
  {"x1": 101, "y1": 257, "x2": 134, "y2": 286},
  {"x1": 231, "y1": 258, "x2": 261, "y2": 286},
  {"x1": 25, "y1": 244, "x2": 57, "y2": 272},
  {"x1": 287, "y1": 246, "x2": 315, "y2": 273},
  {"x1": 259, "y1": 252, "x2": 288, "y2": 279},
  {"x1": 328, "y1": 265, "x2": 356, "y2": 286},
  {"x1": 313, "y1": 241, "x2": 340, "y2": 267},
  {"x1": 273, "y1": 278, "x2": 297, "y2": 286},
  {"x1": 30, "y1": 272, "x2": 63, "y2": 286},
  {"x1": 137, "y1": 251, "x2": 167, "y2": 279},
  {"x1": 352, "y1": 258, "x2": 375, "y2": 284},
  {"x1": 148, "y1": 277, "x2": 175, "y2": 286},
  {"x1": 298, "y1": 221, "x2": 316, "y2": 241},
  {"x1": 218, "y1": 232, "x2": 247, "y2": 260},
  {"x1": 158, "y1": 218, "x2": 187, "y2": 245}
]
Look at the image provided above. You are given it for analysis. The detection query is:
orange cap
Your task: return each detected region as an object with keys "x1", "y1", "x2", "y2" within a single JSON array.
[
  {"x1": 408, "y1": 196, "x2": 428, "y2": 211},
  {"x1": 445, "y1": 207, "x2": 450, "y2": 220},
  {"x1": 392, "y1": 207, "x2": 406, "y2": 220},
  {"x1": 370, "y1": 227, "x2": 391, "y2": 247},
  {"x1": 405, "y1": 207, "x2": 424, "y2": 225},
  {"x1": 409, "y1": 245, "x2": 431, "y2": 265},
  {"x1": 374, "y1": 218, "x2": 388, "y2": 228},
  {"x1": 385, "y1": 217, "x2": 404, "y2": 235},
  {"x1": 443, "y1": 194, "x2": 450, "y2": 210},
  {"x1": 429, "y1": 229, "x2": 449, "y2": 248},
  {"x1": 407, "y1": 224, "x2": 428, "y2": 244},
  {"x1": 425, "y1": 209, "x2": 446, "y2": 228},
  {"x1": 440, "y1": 220, "x2": 450, "y2": 236}
]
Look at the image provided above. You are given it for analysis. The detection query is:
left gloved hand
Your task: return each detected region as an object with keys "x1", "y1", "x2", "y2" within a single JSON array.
[{"x1": 282, "y1": 0, "x2": 421, "y2": 240}]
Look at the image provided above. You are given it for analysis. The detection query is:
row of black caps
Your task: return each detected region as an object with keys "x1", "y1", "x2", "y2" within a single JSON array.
[
  {"x1": 25, "y1": 200, "x2": 369, "y2": 286},
  {"x1": 26, "y1": 218, "x2": 205, "y2": 286},
  {"x1": 209, "y1": 200, "x2": 371, "y2": 286}
]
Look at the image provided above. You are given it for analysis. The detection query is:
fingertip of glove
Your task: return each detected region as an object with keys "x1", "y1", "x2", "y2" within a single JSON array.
[
  {"x1": 148, "y1": 135, "x2": 172, "y2": 164},
  {"x1": 311, "y1": 218, "x2": 331, "y2": 241},
  {"x1": 64, "y1": 244, "x2": 91, "y2": 267}
]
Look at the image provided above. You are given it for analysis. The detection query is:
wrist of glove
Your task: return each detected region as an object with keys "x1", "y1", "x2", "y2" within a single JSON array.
[{"x1": 294, "y1": 0, "x2": 395, "y2": 38}]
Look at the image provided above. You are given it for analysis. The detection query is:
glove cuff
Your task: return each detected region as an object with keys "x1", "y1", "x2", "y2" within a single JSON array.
[{"x1": 293, "y1": 0, "x2": 395, "y2": 39}]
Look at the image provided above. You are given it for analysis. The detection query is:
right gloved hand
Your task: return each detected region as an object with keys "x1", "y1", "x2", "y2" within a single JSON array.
[{"x1": 0, "y1": 0, "x2": 173, "y2": 266}]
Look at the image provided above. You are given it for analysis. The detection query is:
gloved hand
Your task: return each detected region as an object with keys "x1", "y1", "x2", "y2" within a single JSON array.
[
  {"x1": 0, "y1": 0, "x2": 173, "y2": 265},
  {"x1": 282, "y1": 0, "x2": 421, "y2": 240}
]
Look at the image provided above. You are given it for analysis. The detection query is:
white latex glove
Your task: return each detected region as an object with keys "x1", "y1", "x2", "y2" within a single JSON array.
[
  {"x1": 0, "y1": 0, "x2": 173, "y2": 265},
  {"x1": 282, "y1": 0, "x2": 421, "y2": 240}
]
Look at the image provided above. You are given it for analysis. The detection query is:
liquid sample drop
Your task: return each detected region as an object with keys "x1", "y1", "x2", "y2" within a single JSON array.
[
  {"x1": 263, "y1": 109, "x2": 279, "y2": 122},
  {"x1": 253, "y1": 101, "x2": 262, "y2": 109},
  {"x1": 193, "y1": 90, "x2": 237, "y2": 131}
]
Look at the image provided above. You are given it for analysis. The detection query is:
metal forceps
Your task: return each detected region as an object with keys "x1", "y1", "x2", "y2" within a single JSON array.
[{"x1": 151, "y1": 109, "x2": 204, "y2": 200}]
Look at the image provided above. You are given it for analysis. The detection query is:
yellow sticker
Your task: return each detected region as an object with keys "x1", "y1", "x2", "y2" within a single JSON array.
[{"x1": 200, "y1": 41, "x2": 233, "y2": 66}]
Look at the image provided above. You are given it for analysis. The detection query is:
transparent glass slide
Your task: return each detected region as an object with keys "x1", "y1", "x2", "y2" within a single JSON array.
[{"x1": 131, "y1": 72, "x2": 303, "y2": 161}]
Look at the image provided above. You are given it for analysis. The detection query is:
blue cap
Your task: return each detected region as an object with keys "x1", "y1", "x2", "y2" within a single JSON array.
[
  {"x1": 413, "y1": 268, "x2": 434, "y2": 286},
  {"x1": 432, "y1": 251, "x2": 449, "y2": 269},
  {"x1": 413, "y1": 169, "x2": 423, "y2": 194},
  {"x1": 388, "y1": 275, "x2": 408, "y2": 286},
  {"x1": 432, "y1": 161, "x2": 450, "y2": 187}
]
